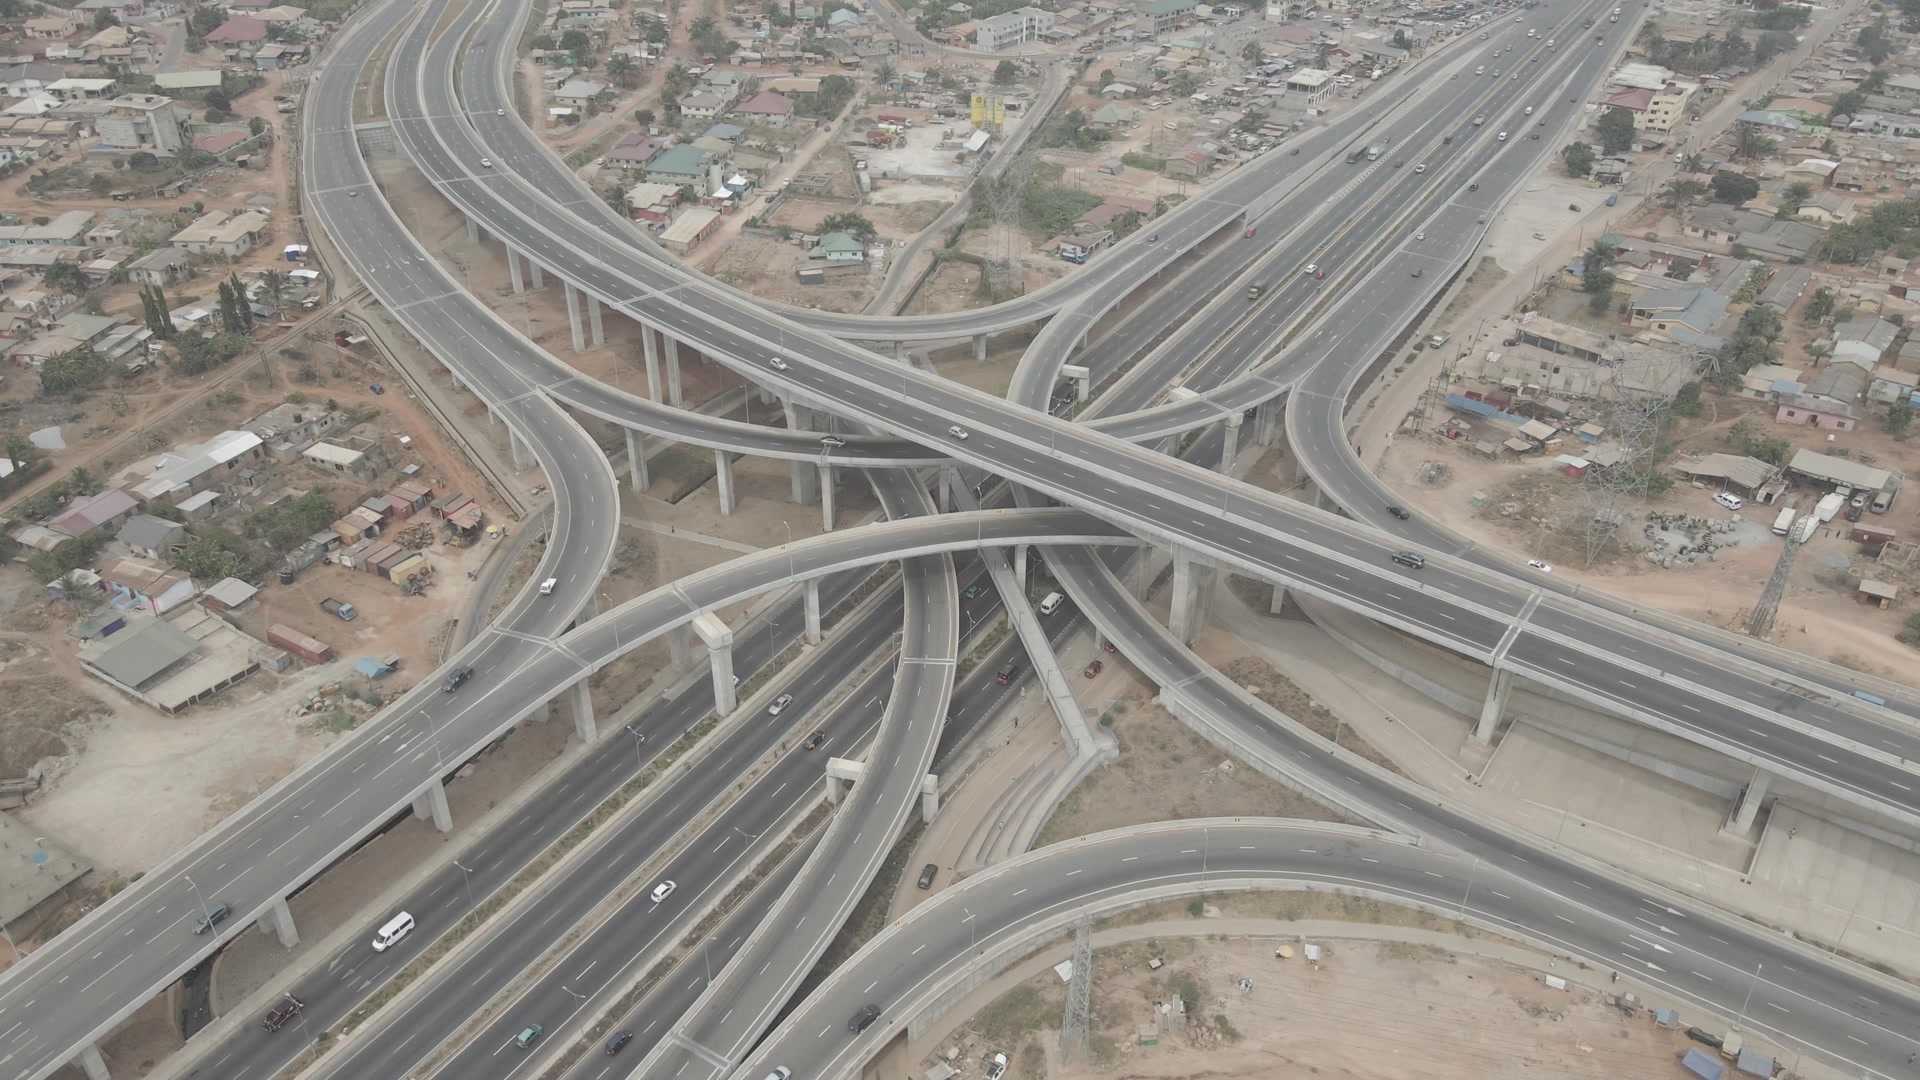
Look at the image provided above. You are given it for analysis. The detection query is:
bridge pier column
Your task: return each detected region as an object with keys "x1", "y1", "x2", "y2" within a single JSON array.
[
  {"x1": 465, "y1": 217, "x2": 480, "y2": 243},
  {"x1": 587, "y1": 294, "x2": 605, "y2": 348},
  {"x1": 1269, "y1": 581, "x2": 1289, "y2": 614},
  {"x1": 1254, "y1": 400, "x2": 1280, "y2": 446},
  {"x1": 1169, "y1": 552, "x2": 1213, "y2": 646},
  {"x1": 668, "y1": 624, "x2": 692, "y2": 668},
  {"x1": 714, "y1": 450, "x2": 737, "y2": 515},
  {"x1": 804, "y1": 578, "x2": 822, "y2": 644},
  {"x1": 694, "y1": 612, "x2": 736, "y2": 715},
  {"x1": 262, "y1": 894, "x2": 298, "y2": 948},
  {"x1": 1218, "y1": 412, "x2": 1243, "y2": 473},
  {"x1": 819, "y1": 464, "x2": 836, "y2": 531},
  {"x1": 1061, "y1": 363, "x2": 1091, "y2": 403},
  {"x1": 664, "y1": 335, "x2": 684, "y2": 405},
  {"x1": 411, "y1": 778, "x2": 452, "y2": 832},
  {"x1": 570, "y1": 678, "x2": 597, "y2": 743},
  {"x1": 507, "y1": 247, "x2": 525, "y2": 294},
  {"x1": 1131, "y1": 550, "x2": 1150, "y2": 599},
  {"x1": 529, "y1": 260, "x2": 544, "y2": 289},
  {"x1": 790, "y1": 458, "x2": 819, "y2": 505},
  {"x1": 973, "y1": 333, "x2": 989, "y2": 361},
  {"x1": 564, "y1": 281, "x2": 585, "y2": 353},
  {"x1": 894, "y1": 340, "x2": 906, "y2": 362},
  {"x1": 510, "y1": 427, "x2": 532, "y2": 471},
  {"x1": 1727, "y1": 766, "x2": 1773, "y2": 835},
  {"x1": 642, "y1": 325, "x2": 664, "y2": 401},
  {"x1": 920, "y1": 773, "x2": 940, "y2": 823},
  {"x1": 1013, "y1": 544, "x2": 1028, "y2": 590},
  {"x1": 1474, "y1": 668, "x2": 1514, "y2": 744},
  {"x1": 940, "y1": 465, "x2": 960, "y2": 512},
  {"x1": 626, "y1": 429, "x2": 650, "y2": 491},
  {"x1": 76, "y1": 1043, "x2": 110, "y2": 1080}
]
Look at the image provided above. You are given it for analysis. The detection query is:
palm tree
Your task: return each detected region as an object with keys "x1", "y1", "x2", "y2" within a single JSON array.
[
  {"x1": 1735, "y1": 125, "x2": 1776, "y2": 161},
  {"x1": 2, "y1": 433, "x2": 34, "y2": 466},
  {"x1": 66, "y1": 467, "x2": 104, "y2": 496},
  {"x1": 258, "y1": 269, "x2": 292, "y2": 308},
  {"x1": 56, "y1": 571, "x2": 102, "y2": 615},
  {"x1": 1583, "y1": 240, "x2": 1619, "y2": 268},
  {"x1": 607, "y1": 53, "x2": 640, "y2": 89},
  {"x1": 1681, "y1": 152, "x2": 1705, "y2": 173},
  {"x1": 874, "y1": 61, "x2": 896, "y2": 85}
]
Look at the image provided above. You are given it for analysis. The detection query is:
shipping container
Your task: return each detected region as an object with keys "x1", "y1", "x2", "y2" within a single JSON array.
[{"x1": 267, "y1": 624, "x2": 332, "y2": 664}]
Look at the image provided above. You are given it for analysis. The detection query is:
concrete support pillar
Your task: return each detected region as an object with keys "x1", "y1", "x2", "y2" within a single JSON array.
[
  {"x1": 664, "y1": 335, "x2": 684, "y2": 405},
  {"x1": 1013, "y1": 544, "x2": 1028, "y2": 589},
  {"x1": 263, "y1": 895, "x2": 298, "y2": 948},
  {"x1": 804, "y1": 578, "x2": 822, "y2": 644},
  {"x1": 564, "y1": 281, "x2": 585, "y2": 354},
  {"x1": 1169, "y1": 553, "x2": 1213, "y2": 646},
  {"x1": 819, "y1": 464, "x2": 836, "y2": 531},
  {"x1": 973, "y1": 333, "x2": 989, "y2": 361},
  {"x1": 642, "y1": 325, "x2": 664, "y2": 401},
  {"x1": 789, "y1": 458, "x2": 819, "y2": 505},
  {"x1": 465, "y1": 217, "x2": 480, "y2": 243},
  {"x1": 529, "y1": 260, "x2": 544, "y2": 289},
  {"x1": 507, "y1": 247, "x2": 525, "y2": 294},
  {"x1": 1254, "y1": 399, "x2": 1280, "y2": 446},
  {"x1": 824, "y1": 775, "x2": 841, "y2": 805},
  {"x1": 569, "y1": 678, "x2": 597, "y2": 743},
  {"x1": 1475, "y1": 668, "x2": 1514, "y2": 744},
  {"x1": 1729, "y1": 766, "x2": 1773, "y2": 834},
  {"x1": 77, "y1": 1044, "x2": 110, "y2": 1080},
  {"x1": 1268, "y1": 580, "x2": 1291, "y2": 615},
  {"x1": 668, "y1": 624, "x2": 691, "y2": 668},
  {"x1": 510, "y1": 427, "x2": 532, "y2": 472},
  {"x1": 581, "y1": 590, "x2": 599, "y2": 618},
  {"x1": 893, "y1": 340, "x2": 906, "y2": 362},
  {"x1": 1219, "y1": 412, "x2": 1243, "y2": 473},
  {"x1": 714, "y1": 450, "x2": 736, "y2": 515},
  {"x1": 1131, "y1": 551, "x2": 1150, "y2": 600},
  {"x1": 694, "y1": 612, "x2": 736, "y2": 715},
  {"x1": 920, "y1": 773, "x2": 940, "y2": 823},
  {"x1": 411, "y1": 778, "x2": 452, "y2": 832},
  {"x1": 587, "y1": 295, "x2": 606, "y2": 348},
  {"x1": 1061, "y1": 363, "x2": 1091, "y2": 403},
  {"x1": 940, "y1": 465, "x2": 959, "y2": 513},
  {"x1": 626, "y1": 429, "x2": 650, "y2": 491}
]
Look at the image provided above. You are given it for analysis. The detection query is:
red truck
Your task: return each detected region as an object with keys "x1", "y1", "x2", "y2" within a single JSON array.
[{"x1": 262, "y1": 993, "x2": 303, "y2": 1032}]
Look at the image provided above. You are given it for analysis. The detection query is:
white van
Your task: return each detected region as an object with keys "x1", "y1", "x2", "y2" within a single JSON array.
[
  {"x1": 372, "y1": 911, "x2": 415, "y2": 952},
  {"x1": 1038, "y1": 592, "x2": 1065, "y2": 616},
  {"x1": 1524, "y1": 106, "x2": 1534, "y2": 115},
  {"x1": 539, "y1": 577, "x2": 557, "y2": 595}
]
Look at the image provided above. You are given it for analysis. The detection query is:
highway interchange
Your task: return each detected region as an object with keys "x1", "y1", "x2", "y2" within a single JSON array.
[{"x1": 9, "y1": 0, "x2": 1920, "y2": 1078}]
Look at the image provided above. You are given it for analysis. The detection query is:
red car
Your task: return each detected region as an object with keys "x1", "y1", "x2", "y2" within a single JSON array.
[
  {"x1": 1243, "y1": 226, "x2": 1257, "y2": 239},
  {"x1": 1082, "y1": 660, "x2": 1103, "y2": 679},
  {"x1": 1314, "y1": 269, "x2": 1326, "y2": 280},
  {"x1": 1104, "y1": 642, "x2": 1118, "y2": 654}
]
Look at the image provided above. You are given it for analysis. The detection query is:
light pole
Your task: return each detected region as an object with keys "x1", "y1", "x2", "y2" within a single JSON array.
[
  {"x1": 1735, "y1": 961, "x2": 1763, "y2": 1031},
  {"x1": 184, "y1": 873, "x2": 211, "y2": 922},
  {"x1": 625, "y1": 723, "x2": 648, "y2": 772},
  {"x1": 453, "y1": 859, "x2": 477, "y2": 910}
]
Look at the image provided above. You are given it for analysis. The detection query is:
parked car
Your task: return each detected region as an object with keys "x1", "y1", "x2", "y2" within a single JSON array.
[{"x1": 1082, "y1": 660, "x2": 1104, "y2": 678}]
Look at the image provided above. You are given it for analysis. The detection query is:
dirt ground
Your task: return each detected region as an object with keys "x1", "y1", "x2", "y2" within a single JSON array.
[
  {"x1": 1035, "y1": 682, "x2": 1349, "y2": 848},
  {"x1": 937, "y1": 902, "x2": 1720, "y2": 1080}
]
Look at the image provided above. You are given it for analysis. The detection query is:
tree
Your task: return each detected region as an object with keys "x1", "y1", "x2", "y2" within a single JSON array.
[
  {"x1": 560, "y1": 29, "x2": 593, "y2": 59},
  {"x1": 205, "y1": 89, "x2": 231, "y2": 114},
  {"x1": 1858, "y1": 15, "x2": 1894, "y2": 65},
  {"x1": 1776, "y1": 181, "x2": 1813, "y2": 218},
  {"x1": 1671, "y1": 381, "x2": 1704, "y2": 419},
  {"x1": 39, "y1": 348, "x2": 107, "y2": 393},
  {"x1": 1562, "y1": 141, "x2": 1596, "y2": 178},
  {"x1": 249, "y1": 116, "x2": 266, "y2": 136},
  {"x1": 1242, "y1": 41, "x2": 1263, "y2": 65},
  {"x1": 1595, "y1": 107, "x2": 1636, "y2": 154},
  {"x1": 1830, "y1": 89, "x2": 1868, "y2": 120},
  {"x1": 1753, "y1": 30, "x2": 1795, "y2": 63},
  {"x1": 1735, "y1": 125, "x2": 1776, "y2": 161},
  {"x1": 1098, "y1": 69, "x2": 1115, "y2": 90},
  {"x1": 1803, "y1": 285, "x2": 1836, "y2": 325},
  {"x1": 1886, "y1": 404, "x2": 1913, "y2": 438},
  {"x1": 259, "y1": 269, "x2": 292, "y2": 308},
  {"x1": 993, "y1": 60, "x2": 1018, "y2": 86},
  {"x1": 606, "y1": 53, "x2": 640, "y2": 89},
  {"x1": 1711, "y1": 171, "x2": 1761, "y2": 205},
  {"x1": 91, "y1": 7, "x2": 117, "y2": 30},
  {"x1": 1863, "y1": 68, "x2": 1891, "y2": 94},
  {"x1": 1583, "y1": 239, "x2": 1619, "y2": 268},
  {"x1": 1234, "y1": 109, "x2": 1269, "y2": 134},
  {"x1": 820, "y1": 211, "x2": 878, "y2": 242},
  {"x1": 1661, "y1": 178, "x2": 1708, "y2": 207},
  {"x1": 874, "y1": 61, "x2": 896, "y2": 85},
  {"x1": 128, "y1": 150, "x2": 159, "y2": 170},
  {"x1": 1681, "y1": 152, "x2": 1705, "y2": 173},
  {"x1": 634, "y1": 107, "x2": 656, "y2": 127},
  {"x1": 42, "y1": 261, "x2": 86, "y2": 294}
]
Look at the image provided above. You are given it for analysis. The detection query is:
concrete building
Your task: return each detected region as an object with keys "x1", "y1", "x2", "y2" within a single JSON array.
[
  {"x1": 623, "y1": 181, "x2": 682, "y2": 223},
  {"x1": 131, "y1": 430, "x2": 265, "y2": 502},
  {"x1": 552, "y1": 79, "x2": 607, "y2": 109},
  {"x1": 0, "y1": 211, "x2": 93, "y2": 248},
  {"x1": 731, "y1": 91, "x2": 795, "y2": 128},
  {"x1": 810, "y1": 231, "x2": 864, "y2": 262},
  {"x1": 170, "y1": 210, "x2": 271, "y2": 257},
  {"x1": 1141, "y1": 0, "x2": 1197, "y2": 34},
  {"x1": 645, "y1": 143, "x2": 725, "y2": 188},
  {"x1": 116, "y1": 513, "x2": 187, "y2": 560},
  {"x1": 659, "y1": 207, "x2": 722, "y2": 253},
  {"x1": 1628, "y1": 288, "x2": 1727, "y2": 339},
  {"x1": 43, "y1": 77, "x2": 117, "y2": 102},
  {"x1": 96, "y1": 94, "x2": 186, "y2": 157},
  {"x1": 975, "y1": 6, "x2": 1054, "y2": 50},
  {"x1": 50, "y1": 488, "x2": 138, "y2": 538},
  {"x1": 603, "y1": 131, "x2": 664, "y2": 170},
  {"x1": 125, "y1": 247, "x2": 191, "y2": 287}
]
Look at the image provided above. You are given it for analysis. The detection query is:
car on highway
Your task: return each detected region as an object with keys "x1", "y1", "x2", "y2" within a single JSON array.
[
  {"x1": 764, "y1": 1068, "x2": 793, "y2": 1080},
  {"x1": 948, "y1": 425, "x2": 969, "y2": 440},
  {"x1": 606, "y1": 1030, "x2": 634, "y2": 1055},
  {"x1": 963, "y1": 584, "x2": 986, "y2": 600},
  {"x1": 1147, "y1": 233, "x2": 1158, "y2": 242},
  {"x1": 819, "y1": 435, "x2": 845, "y2": 448},
  {"x1": 514, "y1": 1025, "x2": 543, "y2": 1050},
  {"x1": 650, "y1": 880, "x2": 677, "y2": 903},
  {"x1": 995, "y1": 659, "x2": 1020, "y2": 685},
  {"x1": 1243, "y1": 226, "x2": 1257, "y2": 238},
  {"x1": 848, "y1": 1004, "x2": 882, "y2": 1033},
  {"x1": 1410, "y1": 268, "x2": 1423, "y2": 278},
  {"x1": 768, "y1": 357, "x2": 790, "y2": 371},
  {"x1": 1414, "y1": 232, "x2": 1425, "y2": 241},
  {"x1": 1413, "y1": 163, "x2": 1426, "y2": 173},
  {"x1": 538, "y1": 577, "x2": 557, "y2": 595},
  {"x1": 1387, "y1": 505, "x2": 1410, "y2": 519},
  {"x1": 1313, "y1": 268, "x2": 1325, "y2": 280},
  {"x1": 768, "y1": 693, "x2": 794, "y2": 715},
  {"x1": 1247, "y1": 283, "x2": 1264, "y2": 301},
  {"x1": 1302, "y1": 263, "x2": 1317, "y2": 275},
  {"x1": 803, "y1": 729, "x2": 827, "y2": 751},
  {"x1": 1391, "y1": 550, "x2": 1426, "y2": 569},
  {"x1": 261, "y1": 993, "x2": 303, "y2": 1032},
  {"x1": 917, "y1": 863, "x2": 939, "y2": 889},
  {"x1": 1527, "y1": 560, "x2": 1553, "y2": 573},
  {"x1": 480, "y1": 158, "x2": 492, "y2": 168},
  {"x1": 1082, "y1": 660, "x2": 1103, "y2": 678},
  {"x1": 1497, "y1": 131, "x2": 1509, "y2": 141},
  {"x1": 193, "y1": 902, "x2": 231, "y2": 935},
  {"x1": 441, "y1": 665, "x2": 474, "y2": 692}
]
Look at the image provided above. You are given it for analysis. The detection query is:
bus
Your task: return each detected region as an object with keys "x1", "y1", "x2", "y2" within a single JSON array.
[{"x1": 1346, "y1": 143, "x2": 1369, "y2": 164}]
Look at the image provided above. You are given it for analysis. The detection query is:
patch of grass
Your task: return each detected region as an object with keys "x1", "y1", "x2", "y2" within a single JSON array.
[
  {"x1": 974, "y1": 984, "x2": 1057, "y2": 1045},
  {"x1": 1218, "y1": 657, "x2": 1407, "y2": 778}
]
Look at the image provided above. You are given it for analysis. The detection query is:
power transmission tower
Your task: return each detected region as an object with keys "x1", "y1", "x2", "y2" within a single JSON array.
[
  {"x1": 1748, "y1": 522, "x2": 1802, "y2": 639},
  {"x1": 1059, "y1": 914, "x2": 1093, "y2": 1064},
  {"x1": 1571, "y1": 339, "x2": 1699, "y2": 567},
  {"x1": 983, "y1": 152, "x2": 1036, "y2": 303}
]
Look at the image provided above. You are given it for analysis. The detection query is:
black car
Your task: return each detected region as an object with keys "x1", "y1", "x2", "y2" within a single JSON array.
[
  {"x1": 194, "y1": 902, "x2": 231, "y2": 935},
  {"x1": 803, "y1": 729, "x2": 826, "y2": 751},
  {"x1": 441, "y1": 665, "x2": 474, "y2": 693},
  {"x1": 606, "y1": 1030, "x2": 634, "y2": 1055},
  {"x1": 1387, "y1": 506, "x2": 1411, "y2": 520},
  {"x1": 848, "y1": 1003, "x2": 881, "y2": 1033},
  {"x1": 369, "y1": 383, "x2": 385, "y2": 395},
  {"x1": 917, "y1": 863, "x2": 939, "y2": 889}
]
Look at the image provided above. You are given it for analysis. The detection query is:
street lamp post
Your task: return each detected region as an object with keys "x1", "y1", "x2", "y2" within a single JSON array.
[
  {"x1": 184, "y1": 874, "x2": 211, "y2": 923},
  {"x1": 453, "y1": 859, "x2": 477, "y2": 910}
]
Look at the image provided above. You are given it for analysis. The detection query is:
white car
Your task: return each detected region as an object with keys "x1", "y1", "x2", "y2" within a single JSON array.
[
  {"x1": 650, "y1": 881, "x2": 677, "y2": 903},
  {"x1": 1414, "y1": 232, "x2": 1425, "y2": 241},
  {"x1": 1413, "y1": 164, "x2": 1426, "y2": 173},
  {"x1": 768, "y1": 356, "x2": 790, "y2": 371},
  {"x1": 768, "y1": 693, "x2": 794, "y2": 716},
  {"x1": 1714, "y1": 492, "x2": 1745, "y2": 511},
  {"x1": 1526, "y1": 560, "x2": 1552, "y2": 573},
  {"x1": 948, "y1": 425, "x2": 969, "y2": 440},
  {"x1": 1303, "y1": 262, "x2": 1318, "y2": 275},
  {"x1": 495, "y1": 108, "x2": 505, "y2": 116},
  {"x1": 480, "y1": 158, "x2": 492, "y2": 168}
]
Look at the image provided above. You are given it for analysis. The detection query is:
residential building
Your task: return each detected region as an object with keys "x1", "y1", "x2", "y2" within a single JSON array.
[
  {"x1": 23, "y1": 15, "x2": 78, "y2": 39},
  {"x1": 131, "y1": 430, "x2": 265, "y2": 501},
  {"x1": 43, "y1": 77, "x2": 117, "y2": 102},
  {"x1": 604, "y1": 131, "x2": 664, "y2": 170},
  {"x1": 0, "y1": 211, "x2": 93, "y2": 248},
  {"x1": 659, "y1": 207, "x2": 722, "y2": 253},
  {"x1": 1642, "y1": 81, "x2": 1693, "y2": 133},
  {"x1": 1736, "y1": 219, "x2": 1822, "y2": 261},
  {"x1": 204, "y1": 17, "x2": 269, "y2": 43},
  {"x1": 678, "y1": 91, "x2": 728, "y2": 120},
  {"x1": 96, "y1": 94, "x2": 186, "y2": 156},
  {"x1": 116, "y1": 513, "x2": 186, "y2": 560},
  {"x1": 50, "y1": 488, "x2": 138, "y2": 537},
  {"x1": 1628, "y1": 288, "x2": 1727, "y2": 339},
  {"x1": 976, "y1": 6, "x2": 1054, "y2": 50},
  {"x1": 1834, "y1": 316, "x2": 1899, "y2": 368},
  {"x1": 624, "y1": 180, "x2": 682, "y2": 223},
  {"x1": 1141, "y1": 0, "x2": 1197, "y2": 34},
  {"x1": 644, "y1": 143, "x2": 725, "y2": 188},
  {"x1": 1754, "y1": 265, "x2": 1811, "y2": 314},
  {"x1": 170, "y1": 210, "x2": 271, "y2": 257},
  {"x1": 731, "y1": 91, "x2": 795, "y2": 127},
  {"x1": 1796, "y1": 191, "x2": 1855, "y2": 225},
  {"x1": 810, "y1": 231, "x2": 864, "y2": 262},
  {"x1": 153, "y1": 70, "x2": 225, "y2": 93},
  {"x1": 1870, "y1": 366, "x2": 1920, "y2": 405},
  {"x1": 0, "y1": 63, "x2": 65, "y2": 98},
  {"x1": 552, "y1": 79, "x2": 607, "y2": 109}
]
